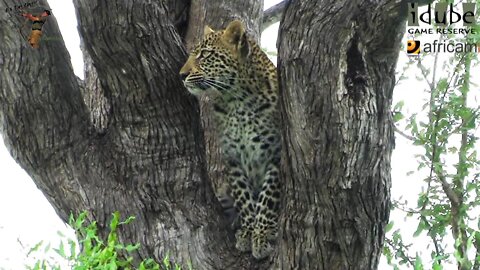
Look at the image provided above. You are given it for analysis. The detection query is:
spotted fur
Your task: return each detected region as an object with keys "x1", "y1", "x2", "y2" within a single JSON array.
[{"x1": 179, "y1": 20, "x2": 281, "y2": 259}]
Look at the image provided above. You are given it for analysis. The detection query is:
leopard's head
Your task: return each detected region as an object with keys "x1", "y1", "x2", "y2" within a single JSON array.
[{"x1": 179, "y1": 20, "x2": 250, "y2": 97}]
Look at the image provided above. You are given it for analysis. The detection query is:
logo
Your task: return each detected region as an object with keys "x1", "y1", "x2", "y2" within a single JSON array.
[
  {"x1": 407, "y1": 40, "x2": 420, "y2": 55},
  {"x1": 408, "y1": 3, "x2": 476, "y2": 26},
  {"x1": 406, "y1": 3, "x2": 479, "y2": 55},
  {"x1": 4, "y1": 0, "x2": 39, "y2": 13},
  {"x1": 19, "y1": 9, "x2": 51, "y2": 48}
]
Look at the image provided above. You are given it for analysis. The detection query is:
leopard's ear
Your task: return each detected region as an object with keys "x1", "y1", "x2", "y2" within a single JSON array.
[
  {"x1": 204, "y1": 25, "x2": 214, "y2": 36},
  {"x1": 222, "y1": 20, "x2": 250, "y2": 60}
]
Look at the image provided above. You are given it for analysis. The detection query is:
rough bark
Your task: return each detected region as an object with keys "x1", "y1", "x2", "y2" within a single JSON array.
[
  {"x1": 184, "y1": 0, "x2": 262, "y2": 51},
  {"x1": 0, "y1": 0, "x2": 258, "y2": 268},
  {"x1": 274, "y1": 0, "x2": 406, "y2": 269},
  {"x1": 262, "y1": 0, "x2": 289, "y2": 32},
  {"x1": 0, "y1": 0, "x2": 410, "y2": 269}
]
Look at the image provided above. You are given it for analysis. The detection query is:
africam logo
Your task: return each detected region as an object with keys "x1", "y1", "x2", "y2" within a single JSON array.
[
  {"x1": 6, "y1": 1, "x2": 55, "y2": 49},
  {"x1": 406, "y1": 39, "x2": 480, "y2": 55}
]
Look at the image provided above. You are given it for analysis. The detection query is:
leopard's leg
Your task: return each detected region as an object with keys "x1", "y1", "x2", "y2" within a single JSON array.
[
  {"x1": 252, "y1": 163, "x2": 281, "y2": 259},
  {"x1": 227, "y1": 163, "x2": 256, "y2": 252}
]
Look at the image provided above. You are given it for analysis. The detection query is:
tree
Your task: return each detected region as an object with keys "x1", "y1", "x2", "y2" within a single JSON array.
[
  {"x1": 0, "y1": 0, "x2": 417, "y2": 269},
  {"x1": 384, "y1": 4, "x2": 480, "y2": 268}
]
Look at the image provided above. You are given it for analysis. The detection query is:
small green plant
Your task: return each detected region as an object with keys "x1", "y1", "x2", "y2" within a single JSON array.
[{"x1": 26, "y1": 211, "x2": 191, "y2": 270}]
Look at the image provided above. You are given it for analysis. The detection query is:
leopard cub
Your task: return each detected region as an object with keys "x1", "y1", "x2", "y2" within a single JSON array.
[{"x1": 180, "y1": 20, "x2": 281, "y2": 259}]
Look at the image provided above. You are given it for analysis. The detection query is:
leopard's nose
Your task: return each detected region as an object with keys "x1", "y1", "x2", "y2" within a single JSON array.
[{"x1": 179, "y1": 71, "x2": 189, "y2": 81}]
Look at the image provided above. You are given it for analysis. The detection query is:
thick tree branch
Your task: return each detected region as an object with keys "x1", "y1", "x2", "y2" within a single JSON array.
[
  {"x1": 79, "y1": 42, "x2": 110, "y2": 134},
  {"x1": 184, "y1": 0, "x2": 263, "y2": 49},
  {"x1": 451, "y1": 53, "x2": 472, "y2": 270},
  {"x1": 261, "y1": 0, "x2": 289, "y2": 32},
  {"x1": 2, "y1": 0, "x2": 247, "y2": 267},
  {"x1": 437, "y1": 172, "x2": 461, "y2": 208},
  {"x1": 71, "y1": 0, "x2": 241, "y2": 266},
  {"x1": 165, "y1": 0, "x2": 190, "y2": 40},
  {"x1": 0, "y1": 0, "x2": 91, "y2": 218},
  {"x1": 276, "y1": 0, "x2": 403, "y2": 268}
]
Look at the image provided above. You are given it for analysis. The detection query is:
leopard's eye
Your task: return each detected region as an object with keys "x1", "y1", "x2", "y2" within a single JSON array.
[{"x1": 196, "y1": 49, "x2": 213, "y2": 59}]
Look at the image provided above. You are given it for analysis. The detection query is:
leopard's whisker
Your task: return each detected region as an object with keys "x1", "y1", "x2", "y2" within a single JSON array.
[
  {"x1": 179, "y1": 20, "x2": 281, "y2": 260},
  {"x1": 205, "y1": 76, "x2": 251, "y2": 82},
  {"x1": 203, "y1": 79, "x2": 245, "y2": 100}
]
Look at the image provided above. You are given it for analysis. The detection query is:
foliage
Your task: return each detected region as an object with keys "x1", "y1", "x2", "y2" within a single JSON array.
[
  {"x1": 25, "y1": 211, "x2": 191, "y2": 270},
  {"x1": 383, "y1": 1, "x2": 480, "y2": 269}
]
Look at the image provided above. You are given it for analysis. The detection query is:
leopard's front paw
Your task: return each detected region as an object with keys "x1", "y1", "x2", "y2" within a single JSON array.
[
  {"x1": 235, "y1": 229, "x2": 251, "y2": 252},
  {"x1": 252, "y1": 232, "x2": 273, "y2": 259}
]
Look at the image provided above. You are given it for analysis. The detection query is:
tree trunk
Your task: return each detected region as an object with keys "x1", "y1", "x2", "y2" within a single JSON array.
[
  {"x1": 0, "y1": 0, "x2": 409, "y2": 269},
  {"x1": 273, "y1": 0, "x2": 406, "y2": 269},
  {"x1": 0, "y1": 0, "x2": 258, "y2": 269}
]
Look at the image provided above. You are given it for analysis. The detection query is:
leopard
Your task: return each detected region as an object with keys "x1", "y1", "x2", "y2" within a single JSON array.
[{"x1": 179, "y1": 20, "x2": 281, "y2": 260}]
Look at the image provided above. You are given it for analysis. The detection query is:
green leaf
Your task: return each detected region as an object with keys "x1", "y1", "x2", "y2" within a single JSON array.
[
  {"x1": 68, "y1": 239, "x2": 77, "y2": 260},
  {"x1": 436, "y1": 78, "x2": 448, "y2": 92},
  {"x1": 394, "y1": 100, "x2": 405, "y2": 111},
  {"x1": 414, "y1": 254, "x2": 424, "y2": 270},
  {"x1": 24, "y1": 211, "x2": 184, "y2": 270},
  {"x1": 393, "y1": 112, "x2": 404, "y2": 122},
  {"x1": 448, "y1": 146, "x2": 458, "y2": 153},
  {"x1": 73, "y1": 211, "x2": 87, "y2": 231},
  {"x1": 125, "y1": 244, "x2": 140, "y2": 253},
  {"x1": 413, "y1": 219, "x2": 427, "y2": 237},
  {"x1": 54, "y1": 241, "x2": 66, "y2": 258},
  {"x1": 432, "y1": 260, "x2": 442, "y2": 270},
  {"x1": 110, "y1": 211, "x2": 120, "y2": 231},
  {"x1": 119, "y1": 216, "x2": 136, "y2": 225},
  {"x1": 386, "y1": 221, "x2": 394, "y2": 233},
  {"x1": 27, "y1": 241, "x2": 44, "y2": 257}
]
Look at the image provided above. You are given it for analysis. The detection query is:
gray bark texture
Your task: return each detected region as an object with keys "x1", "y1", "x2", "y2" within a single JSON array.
[
  {"x1": 0, "y1": 0, "x2": 408, "y2": 269},
  {"x1": 275, "y1": 0, "x2": 406, "y2": 269}
]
